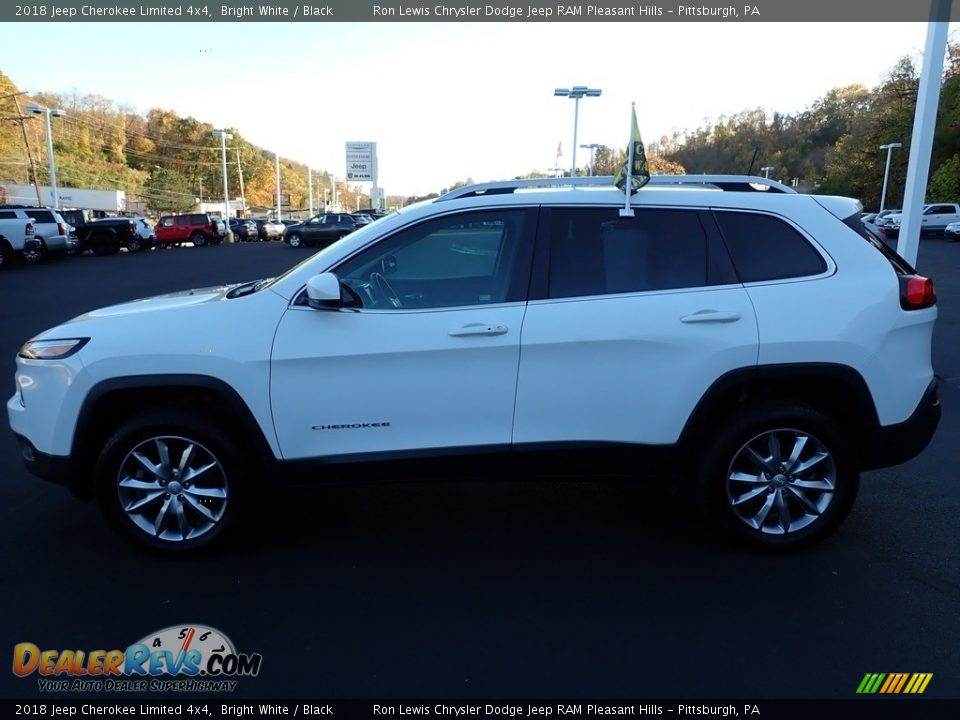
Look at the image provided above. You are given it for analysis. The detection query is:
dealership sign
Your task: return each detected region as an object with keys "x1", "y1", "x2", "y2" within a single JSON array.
[{"x1": 346, "y1": 141, "x2": 376, "y2": 181}]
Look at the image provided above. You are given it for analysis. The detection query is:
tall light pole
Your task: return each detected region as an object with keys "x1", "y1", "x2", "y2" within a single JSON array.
[
  {"x1": 580, "y1": 143, "x2": 601, "y2": 176},
  {"x1": 25, "y1": 103, "x2": 65, "y2": 208},
  {"x1": 761, "y1": 166, "x2": 774, "y2": 179},
  {"x1": 212, "y1": 130, "x2": 233, "y2": 242},
  {"x1": 879, "y1": 143, "x2": 902, "y2": 214},
  {"x1": 554, "y1": 86, "x2": 601, "y2": 177}
]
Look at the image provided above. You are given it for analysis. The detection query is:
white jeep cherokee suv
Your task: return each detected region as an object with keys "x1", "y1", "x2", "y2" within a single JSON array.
[{"x1": 7, "y1": 175, "x2": 940, "y2": 553}]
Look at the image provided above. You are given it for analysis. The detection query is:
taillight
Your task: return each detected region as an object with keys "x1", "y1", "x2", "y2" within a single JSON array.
[
  {"x1": 57, "y1": 222, "x2": 66, "y2": 236},
  {"x1": 25, "y1": 222, "x2": 34, "y2": 237},
  {"x1": 899, "y1": 275, "x2": 936, "y2": 310}
]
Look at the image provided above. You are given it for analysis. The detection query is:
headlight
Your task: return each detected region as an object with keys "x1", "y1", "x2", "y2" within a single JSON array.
[{"x1": 18, "y1": 338, "x2": 89, "y2": 360}]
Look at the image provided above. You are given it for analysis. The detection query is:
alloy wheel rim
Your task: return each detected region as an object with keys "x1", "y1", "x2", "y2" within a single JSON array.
[
  {"x1": 726, "y1": 428, "x2": 836, "y2": 535},
  {"x1": 116, "y1": 435, "x2": 228, "y2": 543}
]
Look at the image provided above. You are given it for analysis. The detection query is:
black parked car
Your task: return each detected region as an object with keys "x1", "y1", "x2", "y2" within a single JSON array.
[
  {"x1": 229, "y1": 218, "x2": 259, "y2": 242},
  {"x1": 283, "y1": 213, "x2": 362, "y2": 248}
]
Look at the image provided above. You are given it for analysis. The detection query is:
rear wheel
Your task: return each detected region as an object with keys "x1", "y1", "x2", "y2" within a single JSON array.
[
  {"x1": 127, "y1": 237, "x2": 142, "y2": 253},
  {"x1": 95, "y1": 407, "x2": 250, "y2": 554},
  {"x1": 694, "y1": 404, "x2": 858, "y2": 550},
  {"x1": 22, "y1": 239, "x2": 46, "y2": 264},
  {"x1": 190, "y1": 231, "x2": 208, "y2": 247}
]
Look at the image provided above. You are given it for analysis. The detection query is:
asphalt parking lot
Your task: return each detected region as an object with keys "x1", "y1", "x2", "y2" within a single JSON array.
[{"x1": 1, "y1": 239, "x2": 958, "y2": 700}]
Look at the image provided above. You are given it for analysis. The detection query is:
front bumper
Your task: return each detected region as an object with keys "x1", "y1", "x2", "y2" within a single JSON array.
[{"x1": 12, "y1": 432, "x2": 89, "y2": 498}]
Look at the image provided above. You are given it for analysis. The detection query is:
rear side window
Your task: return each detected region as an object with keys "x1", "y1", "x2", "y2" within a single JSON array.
[
  {"x1": 29, "y1": 211, "x2": 54, "y2": 223},
  {"x1": 545, "y1": 207, "x2": 710, "y2": 299},
  {"x1": 713, "y1": 211, "x2": 827, "y2": 283}
]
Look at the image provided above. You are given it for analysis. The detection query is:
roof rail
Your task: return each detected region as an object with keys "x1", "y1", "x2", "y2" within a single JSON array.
[{"x1": 436, "y1": 174, "x2": 796, "y2": 202}]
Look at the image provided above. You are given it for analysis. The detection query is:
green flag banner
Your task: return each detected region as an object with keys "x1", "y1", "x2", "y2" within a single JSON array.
[{"x1": 614, "y1": 106, "x2": 650, "y2": 194}]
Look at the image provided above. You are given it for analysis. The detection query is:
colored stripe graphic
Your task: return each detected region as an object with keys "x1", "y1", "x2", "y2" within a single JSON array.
[{"x1": 858, "y1": 672, "x2": 932, "y2": 694}]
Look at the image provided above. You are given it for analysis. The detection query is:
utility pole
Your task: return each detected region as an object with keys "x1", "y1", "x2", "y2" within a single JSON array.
[
  {"x1": 275, "y1": 152, "x2": 281, "y2": 220},
  {"x1": 308, "y1": 164, "x2": 314, "y2": 216},
  {"x1": 2, "y1": 91, "x2": 43, "y2": 205},
  {"x1": 235, "y1": 147, "x2": 246, "y2": 216}
]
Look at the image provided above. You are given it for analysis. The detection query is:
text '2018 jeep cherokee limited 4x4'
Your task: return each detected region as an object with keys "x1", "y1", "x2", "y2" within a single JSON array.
[{"x1": 7, "y1": 175, "x2": 940, "y2": 553}]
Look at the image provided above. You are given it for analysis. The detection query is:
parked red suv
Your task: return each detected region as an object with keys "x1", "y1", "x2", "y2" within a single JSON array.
[{"x1": 154, "y1": 214, "x2": 226, "y2": 247}]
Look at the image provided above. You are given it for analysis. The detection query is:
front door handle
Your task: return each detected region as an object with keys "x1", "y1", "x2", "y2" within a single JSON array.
[
  {"x1": 680, "y1": 310, "x2": 741, "y2": 324},
  {"x1": 448, "y1": 323, "x2": 508, "y2": 337}
]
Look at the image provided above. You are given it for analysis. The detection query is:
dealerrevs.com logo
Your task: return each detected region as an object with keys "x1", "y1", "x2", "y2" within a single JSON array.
[{"x1": 13, "y1": 624, "x2": 262, "y2": 693}]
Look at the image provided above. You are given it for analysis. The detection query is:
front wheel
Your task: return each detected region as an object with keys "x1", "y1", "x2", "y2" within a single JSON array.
[
  {"x1": 693, "y1": 405, "x2": 858, "y2": 550},
  {"x1": 127, "y1": 237, "x2": 142, "y2": 253},
  {"x1": 91, "y1": 234, "x2": 120, "y2": 256},
  {"x1": 287, "y1": 234, "x2": 302, "y2": 248},
  {"x1": 95, "y1": 408, "x2": 250, "y2": 554}
]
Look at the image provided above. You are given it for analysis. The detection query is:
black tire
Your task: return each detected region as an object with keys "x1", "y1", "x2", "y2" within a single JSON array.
[
  {"x1": 190, "y1": 231, "x2": 208, "y2": 247},
  {"x1": 127, "y1": 237, "x2": 142, "y2": 253},
  {"x1": 0, "y1": 241, "x2": 9, "y2": 270},
  {"x1": 287, "y1": 233, "x2": 302, "y2": 248},
  {"x1": 91, "y1": 234, "x2": 120, "y2": 256},
  {"x1": 693, "y1": 404, "x2": 858, "y2": 550},
  {"x1": 22, "y1": 238, "x2": 46, "y2": 264},
  {"x1": 95, "y1": 407, "x2": 251, "y2": 554}
]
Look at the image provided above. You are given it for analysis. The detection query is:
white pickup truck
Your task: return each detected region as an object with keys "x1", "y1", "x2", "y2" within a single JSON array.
[
  {"x1": 0, "y1": 217, "x2": 38, "y2": 269},
  {"x1": 887, "y1": 202, "x2": 960, "y2": 236}
]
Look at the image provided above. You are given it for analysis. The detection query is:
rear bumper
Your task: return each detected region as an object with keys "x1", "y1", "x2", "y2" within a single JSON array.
[{"x1": 860, "y1": 379, "x2": 941, "y2": 471}]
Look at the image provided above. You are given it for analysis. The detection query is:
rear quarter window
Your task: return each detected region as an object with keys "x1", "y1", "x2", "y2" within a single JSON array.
[
  {"x1": 29, "y1": 211, "x2": 55, "y2": 223},
  {"x1": 842, "y1": 213, "x2": 914, "y2": 275},
  {"x1": 713, "y1": 211, "x2": 827, "y2": 283}
]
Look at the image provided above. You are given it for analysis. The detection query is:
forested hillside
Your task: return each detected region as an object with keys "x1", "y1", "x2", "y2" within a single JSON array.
[
  {"x1": 657, "y1": 45, "x2": 960, "y2": 209},
  {"x1": 0, "y1": 70, "x2": 356, "y2": 212}
]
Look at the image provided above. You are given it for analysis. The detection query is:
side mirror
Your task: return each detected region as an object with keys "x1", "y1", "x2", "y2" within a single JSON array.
[{"x1": 306, "y1": 273, "x2": 343, "y2": 310}]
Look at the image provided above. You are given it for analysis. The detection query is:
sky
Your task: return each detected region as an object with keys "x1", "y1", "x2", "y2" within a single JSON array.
[{"x1": 3, "y1": 22, "x2": 959, "y2": 196}]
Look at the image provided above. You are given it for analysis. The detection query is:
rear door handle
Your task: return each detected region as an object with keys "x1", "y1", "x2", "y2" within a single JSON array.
[
  {"x1": 680, "y1": 310, "x2": 741, "y2": 324},
  {"x1": 448, "y1": 323, "x2": 508, "y2": 337}
]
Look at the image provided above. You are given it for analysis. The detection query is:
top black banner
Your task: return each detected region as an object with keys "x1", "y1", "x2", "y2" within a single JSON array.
[{"x1": 2, "y1": 0, "x2": 959, "y2": 23}]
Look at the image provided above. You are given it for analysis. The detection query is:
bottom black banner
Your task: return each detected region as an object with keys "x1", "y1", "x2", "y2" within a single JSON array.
[{"x1": 4, "y1": 699, "x2": 960, "y2": 720}]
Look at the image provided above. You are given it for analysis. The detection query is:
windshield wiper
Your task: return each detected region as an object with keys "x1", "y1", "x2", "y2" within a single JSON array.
[{"x1": 227, "y1": 279, "x2": 263, "y2": 298}]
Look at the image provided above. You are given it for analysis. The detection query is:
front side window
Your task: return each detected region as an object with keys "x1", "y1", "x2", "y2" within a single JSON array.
[
  {"x1": 334, "y1": 209, "x2": 531, "y2": 310},
  {"x1": 545, "y1": 207, "x2": 710, "y2": 299},
  {"x1": 158, "y1": 218, "x2": 174, "y2": 227}
]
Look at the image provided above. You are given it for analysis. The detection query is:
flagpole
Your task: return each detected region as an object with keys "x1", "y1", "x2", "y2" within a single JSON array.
[{"x1": 621, "y1": 102, "x2": 636, "y2": 217}]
